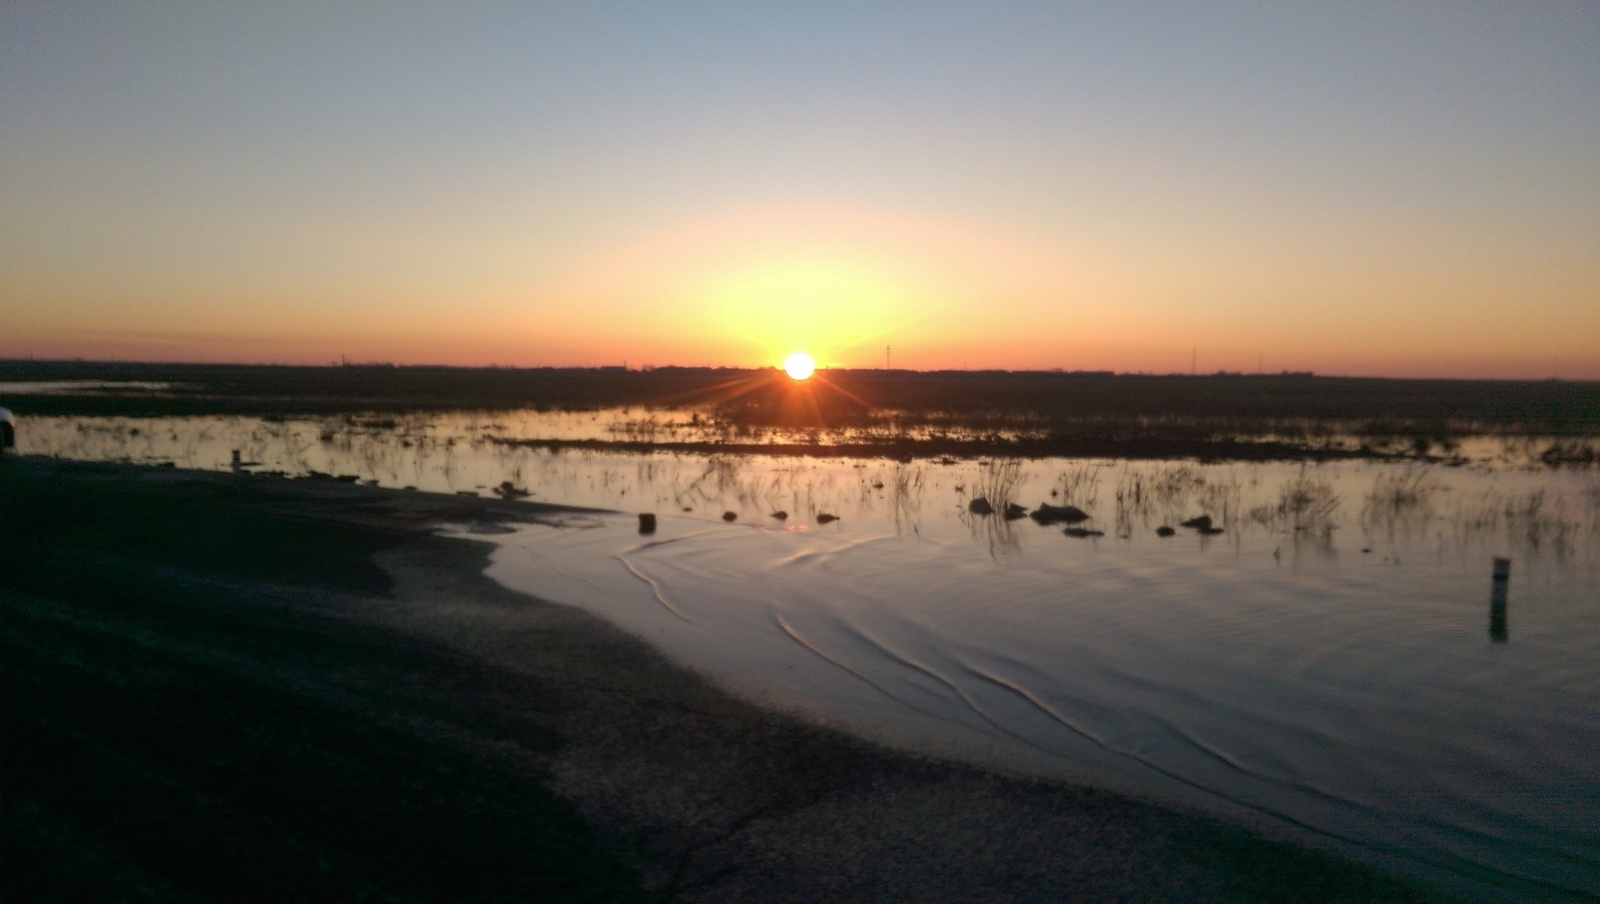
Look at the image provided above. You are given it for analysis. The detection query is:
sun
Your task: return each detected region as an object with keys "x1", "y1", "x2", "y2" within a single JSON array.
[{"x1": 783, "y1": 352, "x2": 816, "y2": 381}]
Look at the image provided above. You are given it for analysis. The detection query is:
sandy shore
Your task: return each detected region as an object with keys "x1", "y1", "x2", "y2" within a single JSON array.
[{"x1": 1, "y1": 457, "x2": 1456, "y2": 902}]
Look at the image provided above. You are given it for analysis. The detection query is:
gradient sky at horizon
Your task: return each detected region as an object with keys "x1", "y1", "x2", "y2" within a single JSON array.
[{"x1": 3, "y1": 2, "x2": 1597, "y2": 378}]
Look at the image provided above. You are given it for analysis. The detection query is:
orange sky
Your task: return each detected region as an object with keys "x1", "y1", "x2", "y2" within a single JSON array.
[{"x1": 3, "y1": 5, "x2": 1597, "y2": 378}]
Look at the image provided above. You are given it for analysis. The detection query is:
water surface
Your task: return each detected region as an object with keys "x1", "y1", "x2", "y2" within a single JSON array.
[{"x1": 13, "y1": 410, "x2": 1600, "y2": 900}]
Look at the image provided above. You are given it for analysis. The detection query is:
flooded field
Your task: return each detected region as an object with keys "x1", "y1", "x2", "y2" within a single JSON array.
[{"x1": 11, "y1": 407, "x2": 1600, "y2": 900}]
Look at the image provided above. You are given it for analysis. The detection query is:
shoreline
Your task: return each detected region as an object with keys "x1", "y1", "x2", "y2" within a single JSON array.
[{"x1": 2, "y1": 457, "x2": 1465, "y2": 901}]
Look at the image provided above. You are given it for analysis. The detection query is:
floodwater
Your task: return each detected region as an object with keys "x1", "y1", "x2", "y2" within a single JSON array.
[
  {"x1": 12, "y1": 409, "x2": 1600, "y2": 900},
  {"x1": 0, "y1": 380, "x2": 176, "y2": 395}
]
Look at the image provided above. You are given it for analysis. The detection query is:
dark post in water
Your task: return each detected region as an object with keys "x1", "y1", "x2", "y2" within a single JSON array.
[{"x1": 1489, "y1": 557, "x2": 1510, "y2": 643}]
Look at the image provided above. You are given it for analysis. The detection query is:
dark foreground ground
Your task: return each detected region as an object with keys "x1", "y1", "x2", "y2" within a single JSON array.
[{"x1": 1, "y1": 457, "x2": 1460, "y2": 902}]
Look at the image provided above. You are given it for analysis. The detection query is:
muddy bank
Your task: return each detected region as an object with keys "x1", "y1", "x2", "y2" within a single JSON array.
[{"x1": 1, "y1": 458, "x2": 1457, "y2": 902}]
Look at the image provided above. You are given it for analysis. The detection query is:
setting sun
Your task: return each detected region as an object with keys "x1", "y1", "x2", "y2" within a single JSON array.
[{"x1": 783, "y1": 353, "x2": 815, "y2": 380}]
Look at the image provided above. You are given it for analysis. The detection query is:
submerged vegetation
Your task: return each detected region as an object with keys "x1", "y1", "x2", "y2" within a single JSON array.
[
  {"x1": 969, "y1": 458, "x2": 1025, "y2": 515},
  {"x1": 4, "y1": 361, "x2": 1597, "y2": 463},
  {"x1": 8, "y1": 360, "x2": 1598, "y2": 566},
  {"x1": 1265, "y1": 467, "x2": 1342, "y2": 536},
  {"x1": 18, "y1": 412, "x2": 1598, "y2": 564}
]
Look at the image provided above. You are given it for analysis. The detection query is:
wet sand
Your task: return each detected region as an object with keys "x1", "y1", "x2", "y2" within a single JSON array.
[{"x1": 1, "y1": 457, "x2": 1456, "y2": 902}]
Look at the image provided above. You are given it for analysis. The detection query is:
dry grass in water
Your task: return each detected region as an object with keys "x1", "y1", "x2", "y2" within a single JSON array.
[
  {"x1": 971, "y1": 458, "x2": 1025, "y2": 513},
  {"x1": 1053, "y1": 463, "x2": 1102, "y2": 509}
]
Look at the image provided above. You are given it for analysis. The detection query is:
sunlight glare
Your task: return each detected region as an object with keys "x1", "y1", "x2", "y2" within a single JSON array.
[{"x1": 784, "y1": 353, "x2": 815, "y2": 380}]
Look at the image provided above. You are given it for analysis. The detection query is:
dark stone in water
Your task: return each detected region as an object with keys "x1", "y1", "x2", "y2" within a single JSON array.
[
  {"x1": 1003, "y1": 502, "x2": 1028, "y2": 520},
  {"x1": 683, "y1": 506, "x2": 693, "y2": 512},
  {"x1": 1199, "y1": 527, "x2": 1225, "y2": 535},
  {"x1": 1180, "y1": 515, "x2": 1213, "y2": 530},
  {"x1": 722, "y1": 511, "x2": 738, "y2": 522},
  {"x1": 968, "y1": 497, "x2": 995, "y2": 515},
  {"x1": 816, "y1": 513, "x2": 839, "y2": 524},
  {"x1": 1031, "y1": 503, "x2": 1089, "y2": 524},
  {"x1": 1063, "y1": 527, "x2": 1105, "y2": 538},
  {"x1": 771, "y1": 511, "x2": 788, "y2": 520},
  {"x1": 638, "y1": 513, "x2": 656, "y2": 533},
  {"x1": 495, "y1": 480, "x2": 531, "y2": 499},
  {"x1": 1156, "y1": 526, "x2": 1176, "y2": 537}
]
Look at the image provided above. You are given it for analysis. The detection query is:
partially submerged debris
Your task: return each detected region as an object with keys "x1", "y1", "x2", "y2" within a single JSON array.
[
  {"x1": 495, "y1": 480, "x2": 531, "y2": 499},
  {"x1": 1031, "y1": 503, "x2": 1090, "y2": 525}
]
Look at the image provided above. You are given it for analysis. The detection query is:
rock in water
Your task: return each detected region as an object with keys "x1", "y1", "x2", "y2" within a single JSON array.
[
  {"x1": 771, "y1": 511, "x2": 789, "y2": 520},
  {"x1": 638, "y1": 513, "x2": 657, "y2": 533},
  {"x1": 1003, "y1": 502, "x2": 1028, "y2": 520},
  {"x1": 816, "y1": 513, "x2": 839, "y2": 524},
  {"x1": 495, "y1": 481, "x2": 531, "y2": 499},
  {"x1": 968, "y1": 497, "x2": 995, "y2": 515},
  {"x1": 1155, "y1": 526, "x2": 1176, "y2": 537},
  {"x1": 1179, "y1": 515, "x2": 1213, "y2": 530},
  {"x1": 1031, "y1": 503, "x2": 1089, "y2": 524},
  {"x1": 1063, "y1": 527, "x2": 1105, "y2": 538},
  {"x1": 722, "y1": 511, "x2": 738, "y2": 522}
]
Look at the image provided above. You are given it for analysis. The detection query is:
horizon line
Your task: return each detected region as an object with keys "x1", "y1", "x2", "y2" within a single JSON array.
[{"x1": 3, "y1": 357, "x2": 1596, "y2": 384}]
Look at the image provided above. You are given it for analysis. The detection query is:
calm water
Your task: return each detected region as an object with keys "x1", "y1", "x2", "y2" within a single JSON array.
[{"x1": 13, "y1": 409, "x2": 1600, "y2": 900}]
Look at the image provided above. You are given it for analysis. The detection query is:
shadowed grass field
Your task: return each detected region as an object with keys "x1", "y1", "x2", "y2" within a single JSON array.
[
  {"x1": 5, "y1": 361, "x2": 1597, "y2": 442},
  {"x1": 1, "y1": 458, "x2": 1463, "y2": 902}
]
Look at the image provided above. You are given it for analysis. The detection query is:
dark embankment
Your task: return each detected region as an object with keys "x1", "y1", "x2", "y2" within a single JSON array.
[
  {"x1": 0, "y1": 460, "x2": 641, "y2": 902},
  {"x1": 1, "y1": 458, "x2": 1462, "y2": 902}
]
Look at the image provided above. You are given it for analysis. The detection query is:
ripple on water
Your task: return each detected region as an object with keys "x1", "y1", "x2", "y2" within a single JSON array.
[
  {"x1": 476, "y1": 506, "x2": 1598, "y2": 901},
  {"x1": 19, "y1": 411, "x2": 1598, "y2": 899}
]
